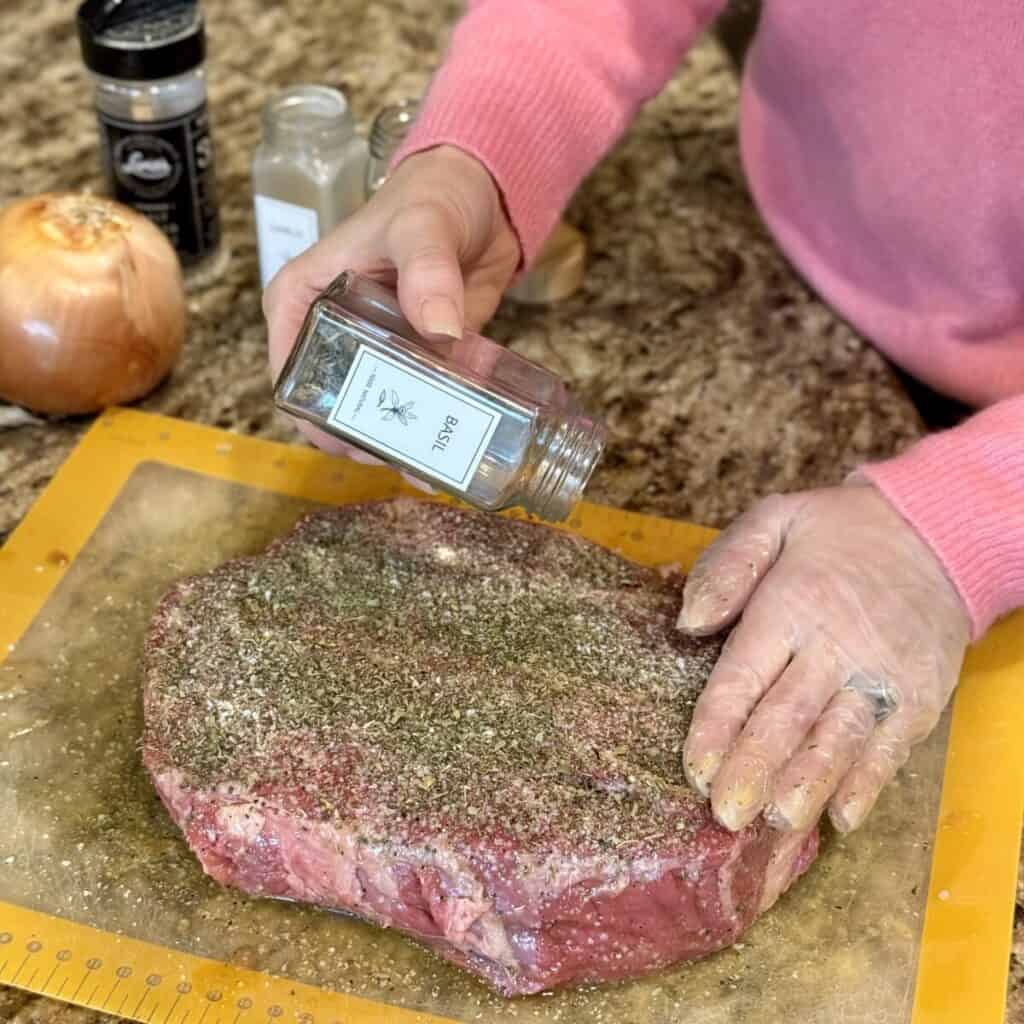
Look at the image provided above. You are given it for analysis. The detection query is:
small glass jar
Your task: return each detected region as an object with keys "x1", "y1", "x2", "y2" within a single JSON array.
[
  {"x1": 77, "y1": 0, "x2": 221, "y2": 271},
  {"x1": 507, "y1": 221, "x2": 587, "y2": 305},
  {"x1": 365, "y1": 100, "x2": 419, "y2": 198},
  {"x1": 274, "y1": 272, "x2": 606, "y2": 522},
  {"x1": 252, "y1": 86, "x2": 369, "y2": 287}
]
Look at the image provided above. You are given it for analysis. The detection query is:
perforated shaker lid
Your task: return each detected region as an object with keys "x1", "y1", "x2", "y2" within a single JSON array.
[{"x1": 77, "y1": 0, "x2": 206, "y2": 82}]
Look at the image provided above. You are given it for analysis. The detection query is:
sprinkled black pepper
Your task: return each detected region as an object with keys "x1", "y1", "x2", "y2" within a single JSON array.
[{"x1": 144, "y1": 500, "x2": 724, "y2": 858}]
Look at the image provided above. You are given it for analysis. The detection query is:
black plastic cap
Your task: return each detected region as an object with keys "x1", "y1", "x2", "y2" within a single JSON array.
[{"x1": 77, "y1": 0, "x2": 206, "y2": 82}]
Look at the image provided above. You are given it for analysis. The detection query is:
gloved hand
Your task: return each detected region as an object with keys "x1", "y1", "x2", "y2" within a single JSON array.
[
  {"x1": 678, "y1": 479, "x2": 971, "y2": 834},
  {"x1": 263, "y1": 144, "x2": 521, "y2": 467}
]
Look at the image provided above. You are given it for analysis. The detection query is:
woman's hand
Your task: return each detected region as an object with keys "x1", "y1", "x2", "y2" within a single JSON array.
[
  {"x1": 679, "y1": 479, "x2": 971, "y2": 834},
  {"x1": 263, "y1": 144, "x2": 520, "y2": 464}
]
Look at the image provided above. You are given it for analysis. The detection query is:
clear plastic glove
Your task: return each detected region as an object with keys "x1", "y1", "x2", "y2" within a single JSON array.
[
  {"x1": 678, "y1": 479, "x2": 971, "y2": 835},
  {"x1": 263, "y1": 144, "x2": 521, "y2": 475}
]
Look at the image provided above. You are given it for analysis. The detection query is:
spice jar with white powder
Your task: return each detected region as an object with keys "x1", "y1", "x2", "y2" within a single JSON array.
[{"x1": 252, "y1": 86, "x2": 368, "y2": 287}]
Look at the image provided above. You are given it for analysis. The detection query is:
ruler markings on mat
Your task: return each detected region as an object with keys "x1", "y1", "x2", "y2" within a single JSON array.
[{"x1": 0, "y1": 904, "x2": 455, "y2": 1024}]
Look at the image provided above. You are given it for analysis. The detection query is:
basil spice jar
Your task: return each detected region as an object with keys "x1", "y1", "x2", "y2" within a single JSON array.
[
  {"x1": 274, "y1": 272, "x2": 607, "y2": 522},
  {"x1": 77, "y1": 0, "x2": 221, "y2": 272}
]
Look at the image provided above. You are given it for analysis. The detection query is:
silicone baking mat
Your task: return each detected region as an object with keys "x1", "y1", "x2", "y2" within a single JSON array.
[{"x1": 0, "y1": 408, "x2": 1020, "y2": 1024}]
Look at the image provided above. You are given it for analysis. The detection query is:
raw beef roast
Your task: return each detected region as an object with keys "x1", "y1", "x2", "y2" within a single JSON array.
[{"x1": 143, "y1": 500, "x2": 817, "y2": 995}]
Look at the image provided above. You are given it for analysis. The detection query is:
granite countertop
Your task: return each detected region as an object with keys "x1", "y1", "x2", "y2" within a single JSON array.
[
  {"x1": 0, "y1": 1, "x2": 1018, "y2": 1022},
  {"x1": 0, "y1": 0, "x2": 924, "y2": 541}
]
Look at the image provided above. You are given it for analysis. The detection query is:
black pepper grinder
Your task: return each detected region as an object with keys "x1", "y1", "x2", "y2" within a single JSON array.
[{"x1": 77, "y1": 0, "x2": 222, "y2": 272}]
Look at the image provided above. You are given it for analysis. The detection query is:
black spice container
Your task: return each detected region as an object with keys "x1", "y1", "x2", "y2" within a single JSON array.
[{"x1": 77, "y1": 0, "x2": 221, "y2": 271}]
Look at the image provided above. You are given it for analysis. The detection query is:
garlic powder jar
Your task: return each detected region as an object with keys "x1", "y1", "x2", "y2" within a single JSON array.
[{"x1": 252, "y1": 86, "x2": 368, "y2": 287}]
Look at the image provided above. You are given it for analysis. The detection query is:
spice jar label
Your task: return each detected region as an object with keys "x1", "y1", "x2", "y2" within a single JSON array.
[
  {"x1": 97, "y1": 102, "x2": 220, "y2": 265},
  {"x1": 328, "y1": 347, "x2": 501, "y2": 488},
  {"x1": 254, "y1": 195, "x2": 320, "y2": 287}
]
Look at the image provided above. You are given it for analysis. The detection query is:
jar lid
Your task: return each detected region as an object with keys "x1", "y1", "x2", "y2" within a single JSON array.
[
  {"x1": 262, "y1": 86, "x2": 357, "y2": 147},
  {"x1": 369, "y1": 100, "x2": 419, "y2": 160},
  {"x1": 77, "y1": 0, "x2": 206, "y2": 82}
]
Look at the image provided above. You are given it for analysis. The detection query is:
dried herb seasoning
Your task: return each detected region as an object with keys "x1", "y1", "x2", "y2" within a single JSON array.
[{"x1": 144, "y1": 500, "x2": 724, "y2": 858}]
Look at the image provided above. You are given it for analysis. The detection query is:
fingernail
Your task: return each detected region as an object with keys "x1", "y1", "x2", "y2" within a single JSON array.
[
  {"x1": 829, "y1": 795, "x2": 866, "y2": 834},
  {"x1": 766, "y1": 790, "x2": 811, "y2": 832},
  {"x1": 676, "y1": 603, "x2": 698, "y2": 633},
  {"x1": 713, "y1": 756, "x2": 770, "y2": 831},
  {"x1": 678, "y1": 585, "x2": 727, "y2": 635},
  {"x1": 828, "y1": 804, "x2": 852, "y2": 834},
  {"x1": 715, "y1": 782, "x2": 762, "y2": 831},
  {"x1": 421, "y1": 297, "x2": 462, "y2": 339},
  {"x1": 685, "y1": 750, "x2": 723, "y2": 797},
  {"x1": 763, "y1": 803, "x2": 793, "y2": 831}
]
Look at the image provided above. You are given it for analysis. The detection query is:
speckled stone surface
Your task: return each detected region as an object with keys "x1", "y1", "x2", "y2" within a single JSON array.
[
  {"x1": 0, "y1": 0, "x2": 925, "y2": 545},
  {"x1": 0, "y1": 0, "x2": 1009, "y2": 1021}
]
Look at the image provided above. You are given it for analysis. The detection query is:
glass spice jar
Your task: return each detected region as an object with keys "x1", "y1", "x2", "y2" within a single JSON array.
[
  {"x1": 252, "y1": 85, "x2": 369, "y2": 287},
  {"x1": 364, "y1": 99, "x2": 419, "y2": 198},
  {"x1": 77, "y1": 0, "x2": 221, "y2": 272},
  {"x1": 273, "y1": 272, "x2": 606, "y2": 522}
]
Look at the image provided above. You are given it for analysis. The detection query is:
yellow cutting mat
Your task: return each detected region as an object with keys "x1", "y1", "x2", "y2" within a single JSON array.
[{"x1": 0, "y1": 407, "x2": 1020, "y2": 1024}]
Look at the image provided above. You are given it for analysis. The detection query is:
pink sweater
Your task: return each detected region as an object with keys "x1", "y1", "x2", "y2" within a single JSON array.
[{"x1": 395, "y1": 0, "x2": 1024, "y2": 638}]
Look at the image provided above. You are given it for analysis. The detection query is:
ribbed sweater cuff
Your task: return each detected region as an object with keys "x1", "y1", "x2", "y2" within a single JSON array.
[
  {"x1": 390, "y1": 3, "x2": 716, "y2": 266},
  {"x1": 861, "y1": 398, "x2": 1024, "y2": 639},
  {"x1": 391, "y1": 46, "x2": 620, "y2": 265}
]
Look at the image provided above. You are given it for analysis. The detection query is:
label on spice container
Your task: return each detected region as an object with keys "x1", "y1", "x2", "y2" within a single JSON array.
[
  {"x1": 254, "y1": 195, "x2": 320, "y2": 287},
  {"x1": 97, "y1": 102, "x2": 220, "y2": 266},
  {"x1": 328, "y1": 347, "x2": 501, "y2": 489}
]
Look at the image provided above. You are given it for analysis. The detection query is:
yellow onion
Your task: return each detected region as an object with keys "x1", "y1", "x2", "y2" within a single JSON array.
[{"x1": 0, "y1": 193, "x2": 186, "y2": 415}]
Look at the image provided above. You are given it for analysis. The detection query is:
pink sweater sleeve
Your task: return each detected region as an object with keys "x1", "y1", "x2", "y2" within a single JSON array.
[
  {"x1": 393, "y1": 0, "x2": 726, "y2": 263},
  {"x1": 862, "y1": 397, "x2": 1024, "y2": 639},
  {"x1": 393, "y1": 0, "x2": 1024, "y2": 641}
]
